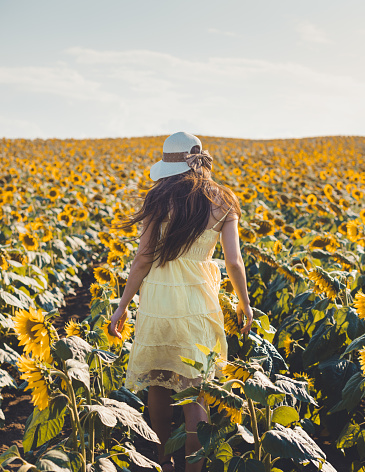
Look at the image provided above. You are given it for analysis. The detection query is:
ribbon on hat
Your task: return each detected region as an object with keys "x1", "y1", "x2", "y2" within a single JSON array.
[{"x1": 185, "y1": 150, "x2": 213, "y2": 173}]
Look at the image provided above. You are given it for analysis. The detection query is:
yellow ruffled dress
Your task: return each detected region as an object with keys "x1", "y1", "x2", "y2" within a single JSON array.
[{"x1": 125, "y1": 211, "x2": 229, "y2": 393}]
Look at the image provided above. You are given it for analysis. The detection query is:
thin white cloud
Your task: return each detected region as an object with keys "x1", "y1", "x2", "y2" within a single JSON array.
[
  {"x1": 296, "y1": 21, "x2": 333, "y2": 44},
  {"x1": 0, "y1": 66, "x2": 120, "y2": 102}
]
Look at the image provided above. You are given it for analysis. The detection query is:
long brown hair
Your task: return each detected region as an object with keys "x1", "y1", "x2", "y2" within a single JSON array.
[{"x1": 113, "y1": 155, "x2": 241, "y2": 267}]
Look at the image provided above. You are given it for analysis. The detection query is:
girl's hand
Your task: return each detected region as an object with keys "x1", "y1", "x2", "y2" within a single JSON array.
[
  {"x1": 109, "y1": 307, "x2": 128, "y2": 339},
  {"x1": 236, "y1": 300, "x2": 253, "y2": 335}
]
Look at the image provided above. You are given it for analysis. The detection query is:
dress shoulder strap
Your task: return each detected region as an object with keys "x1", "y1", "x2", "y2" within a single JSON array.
[{"x1": 211, "y1": 205, "x2": 233, "y2": 229}]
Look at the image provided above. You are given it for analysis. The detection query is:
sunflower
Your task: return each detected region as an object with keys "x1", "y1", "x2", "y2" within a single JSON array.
[
  {"x1": 42, "y1": 228, "x2": 53, "y2": 243},
  {"x1": 57, "y1": 211, "x2": 73, "y2": 227},
  {"x1": 277, "y1": 263, "x2": 301, "y2": 284},
  {"x1": 352, "y1": 188, "x2": 364, "y2": 202},
  {"x1": 293, "y1": 228, "x2": 308, "y2": 240},
  {"x1": 219, "y1": 293, "x2": 240, "y2": 337},
  {"x1": 339, "y1": 198, "x2": 350, "y2": 210},
  {"x1": 309, "y1": 235, "x2": 331, "y2": 251},
  {"x1": 358, "y1": 349, "x2": 365, "y2": 375},
  {"x1": 354, "y1": 290, "x2": 365, "y2": 320},
  {"x1": 360, "y1": 209, "x2": 365, "y2": 224},
  {"x1": 282, "y1": 225, "x2": 295, "y2": 236},
  {"x1": 94, "y1": 267, "x2": 116, "y2": 286},
  {"x1": 198, "y1": 382, "x2": 244, "y2": 424},
  {"x1": 101, "y1": 320, "x2": 134, "y2": 347},
  {"x1": 75, "y1": 208, "x2": 89, "y2": 222},
  {"x1": 347, "y1": 219, "x2": 363, "y2": 242},
  {"x1": 338, "y1": 221, "x2": 348, "y2": 236},
  {"x1": 323, "y1": 184, "x2": 333, "y2": 199},
  {"x1": 308, "y1": 267, "x2": 341, "y2": 300},
  {"x1": 330, "y1": 252, "x2": 355, "y2": 271},
  {"x1": 306, "y1": 194, "x2": 317, "y2": 205},
  {"x1": 90, "y1": 282, "x2": 104, "y2": 300},
  {"x1": 19, "y1": 233, "x2": 39, "y2": 251},
  {"x1": 222, "y1": 361, "x2": 251, "y2": 391},
  {"x1": 14, "y1": 307, "x2": 55, "y2": 363},
  {"x1": 273, "y1": 217, "x2": 285, "y2": 228},
  {"x1": 98, "y1": 231, "x2": 113, "y2": 247},
  {"x1": 47, "y1": 187, "x2": 61, "y2": 201},
  {"x1": 109, "y1": 239, "x2": 130, "y2": 257},
  {"x1": 107, "y1": 251, "x2": 124, "y2": 266},
  {"x1": 220, "y1": 278, "x2": 235, "y2": 293},
  {"x1": 17, "y1": 356, "x2": 49, "y2": 411},
  {"x1": 65, "y1": 319, "x2": 83, "y2": 337},
  {"x1": 119, "y1": 225, "x2": 138, "y2": 238},
  {"x1": 273, "y1": 240, "x2": 282, "y2": 254},
  {"x1": 283, "y1": 335, "x2": 293, "y2": 358},
  {"x1": 0, "y1": 253, "x2": 8, "y2": 270},
  {"x1": 11, "y1": 210, "x2": 22, "y2": 222},
  {"x1": 9, "y1": 251, "x2": 27, "y2": 265},
  {"x1": 293, "y1": 372, "x2": 314, "y2": 390},
  {"x1": 255, "y1": 220, "x2": 275, "y2": 237},
  {"x1": 238, "y1": 227, "x2": 256, "y2": 243}
]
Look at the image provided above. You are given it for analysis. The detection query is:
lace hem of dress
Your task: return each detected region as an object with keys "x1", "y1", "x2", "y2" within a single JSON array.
[{"x1": 125, "y1": 369, "x2": 215, "y2": 393}]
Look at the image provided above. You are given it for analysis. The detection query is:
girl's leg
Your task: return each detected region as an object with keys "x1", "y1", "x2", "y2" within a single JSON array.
[
  {"x1": 183, "y1": 397, "x2": 208, "y2": 472},
  {"x1": 148, "y1": 386, "x2": 174, "y2": 471}
]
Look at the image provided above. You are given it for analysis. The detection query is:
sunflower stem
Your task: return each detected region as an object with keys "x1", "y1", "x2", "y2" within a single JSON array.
[
  {"x1": 85, "y1": 389, "x2": 94, "y2": 461},
  {"x1": 265, "y1": 405, "x2": 271, "y2": 472},
  {"x1": 247, "y1": 398, "x2": 261, "y2": 461},
  {"x1": 96, "y1": 354, "x2": 105, "y2": 398},
  {"x1": 89, "y1": 411, "x2": 96, "y2": 463},
  {"x1": 54, "y1": 367, "x2": 86, "y2": 466}
]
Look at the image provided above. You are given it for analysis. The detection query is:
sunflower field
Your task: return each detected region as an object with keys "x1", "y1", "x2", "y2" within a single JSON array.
[{"x1": 0, "y1": 135, "x2": 365, "y2": 472}]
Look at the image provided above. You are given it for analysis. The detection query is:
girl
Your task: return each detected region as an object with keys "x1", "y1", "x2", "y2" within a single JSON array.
[{"x1": 109, "y1": 132, "x2": 253, "y2": 472}]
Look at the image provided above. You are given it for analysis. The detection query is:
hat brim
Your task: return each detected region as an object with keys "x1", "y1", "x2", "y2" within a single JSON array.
[{"x1": 150, "y1": 160, "x2": 191, "y2": 181}]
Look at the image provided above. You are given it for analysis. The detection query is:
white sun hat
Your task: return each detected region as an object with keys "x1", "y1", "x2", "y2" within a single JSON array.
[{"x1": 150, "y1": 131, "x2": 206, "y2": 181}]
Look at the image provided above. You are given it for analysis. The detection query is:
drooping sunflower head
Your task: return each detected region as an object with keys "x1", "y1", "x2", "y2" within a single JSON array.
[
  {"x1": 354, "y1": 290, "x2": 365, "y2": 320},
  {"x1": 220, "y1": 278, "x2": 235, "y2": 294},
  {"x1": 90, "y1": 282, "x2": 104, "y2": 300},
  {"x1": 222, "y1": 361, "x2": 251, "y2": 391},
  {"x1": 0, "y1": 252, "x2": 8, "y2": 270},
  {"x1": 309, "y1": 235, "x2": 331, "y2": 251},
  {"x1": 273, "y1": 240, "x2": 283, "y2": 255},
  {"x1": 14, "y1": 307, "x2": 55, "y2": 363},
  {"x1": 20, "y1": 233, "x2": 39, "y2": 251},
  {"x1": 109, "y1": 239, "x2": 130, "y2": 258},
  {"x1": 198, "y1": 382, "x2": 244, "y2": 424},
  {"x1": 283, "y1": 335, "x2": 293, "y2": 358},
  {"x1": 65, "y1": 319, "x2": 84, "y2": 338},
  {"x1": 94, "y1": 267, "x2": 116, "y2": 286},
  {"x1": 57, "y1": 212, "x2": 73, "y2": 227},
  {"x1": 9, "y1": 251, "x2": 27, "y2": 265},
  {"x1": 255, "y1": 220, "x2": 276, "y2": 237},
  {"x1": 308, "y1": 267, "x2": 342, "y2": 300},
  {"x1": 238, "y1": 227, "x2": 256, "y2": 243},
  {"x1": 293, "y1": 372, "x2": 314, "y2": 390},
  {"x1": 101, "y1": 320, "x2": 134, "y2": 347},
  {"x1": 347, "y1": 219, "x2": 364, "y2": 243},
  {"x1": 358, "y1": 349, "x2": 365, "y2": 375},
  {"x1": 17, "y1": 356, "x2": 49, "y2": 411},
  {"x1": 42, "y1": 228, "x2": 53, "y2": 243},
  {"x1": 98, "y1": 231, "x2": 113, "y2": 247},
  {"x1": 219, "y1": 293, "x2": 240, "y2": 337}
]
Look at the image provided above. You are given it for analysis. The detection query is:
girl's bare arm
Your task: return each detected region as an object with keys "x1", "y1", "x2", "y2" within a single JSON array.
[
  {"x1": 109, "y1": 218, "x2": 156, "y2": 337},
  {"x1": 220, "y1": 214, "x2": 253, "y2": 334}
]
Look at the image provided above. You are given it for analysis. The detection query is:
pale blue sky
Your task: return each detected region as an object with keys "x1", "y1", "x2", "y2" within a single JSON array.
[{"x1": 1, "y1": 0, "x2": 364, "y2": 139}]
